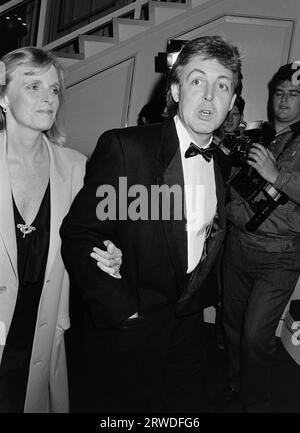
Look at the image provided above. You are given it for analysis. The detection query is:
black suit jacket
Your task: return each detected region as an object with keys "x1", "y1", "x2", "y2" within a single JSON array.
[{"x1": 60, "y1": 118, "x2": 226, "y2": 328}]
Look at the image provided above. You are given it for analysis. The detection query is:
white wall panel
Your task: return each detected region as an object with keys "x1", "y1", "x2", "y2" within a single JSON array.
[{"x1": 62, "y1": 57, "x2": 135, "y2": 157}]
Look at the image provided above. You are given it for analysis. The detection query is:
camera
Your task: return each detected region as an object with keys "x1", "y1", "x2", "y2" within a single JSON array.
[
  {"x1": 229, "y1": 122, "x2": 288, "y2": 232},
  {"x1": 222, "y1": 133, "x2": 253, "y2": 167},
  {"x1": 230, "y1": 124, "x2": 267, "y2": 201}
]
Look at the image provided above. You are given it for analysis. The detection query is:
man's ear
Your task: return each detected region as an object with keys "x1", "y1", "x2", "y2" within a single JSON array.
[
  {"x1": 229, "y1": 93, "x2": 237, "y2": 112},
  {"x1": 170, "y1": 83, "x2": 179, "y2": 103}
]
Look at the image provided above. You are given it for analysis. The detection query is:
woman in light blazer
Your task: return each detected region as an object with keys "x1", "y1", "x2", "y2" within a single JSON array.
[
  {"x1": 0, "y1": 47, "x2": 121, "y2": 413},
  {"x1": 0, "y1": 46, "x2": 86, "y2": 413}
]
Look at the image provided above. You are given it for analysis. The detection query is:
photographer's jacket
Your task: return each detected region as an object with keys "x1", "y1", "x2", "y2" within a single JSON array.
[{"x1": 227, "y1": 121, "x2": 300, "y2": 251}]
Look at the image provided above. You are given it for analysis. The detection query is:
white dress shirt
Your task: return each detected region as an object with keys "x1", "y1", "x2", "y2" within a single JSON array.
[{"x1": 174, "y1": 115, "x2": 217, "y2": 273}]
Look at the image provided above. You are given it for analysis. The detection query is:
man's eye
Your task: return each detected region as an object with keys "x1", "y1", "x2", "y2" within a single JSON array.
[
  {"x1": 191, "y1": 78, "x2": 203, "y2": 86},
  {"x1": 51, "y1": 88, "x2": 59, "y2": 95},
  {"x1": 290, "y1": 92, "x2": 300, "y2": 97}
]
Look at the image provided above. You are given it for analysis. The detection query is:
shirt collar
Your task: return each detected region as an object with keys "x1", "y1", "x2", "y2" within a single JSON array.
[
  {"x1": 268, "y1": 120, "x2": 300, "y2": 137},
  {"x1": 174, "y1": 115, "x2": 213, "y2": 155}
]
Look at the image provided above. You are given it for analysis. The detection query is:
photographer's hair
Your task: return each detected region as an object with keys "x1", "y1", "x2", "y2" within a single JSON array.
[
  {"x1": 268, "y1": 63, "x2": 297, "y2": 96},
  {"x1": 0, "y1": 46, "x2": 66, "y2": 146},
  {"x1": 166, "y1": 35, "x2": 243, "y2": 116}
]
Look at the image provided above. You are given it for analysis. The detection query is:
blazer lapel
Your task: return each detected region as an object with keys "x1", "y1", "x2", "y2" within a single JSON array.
[
  {"x1": 0, "y1": 131, "x2": 18, "y2": 284},
  {"x1": 157, "y1": 119, "x2": 187, "y2": 278},
  {"x1": 43, "y1": 136, "x2": 68, "y2": 282}
]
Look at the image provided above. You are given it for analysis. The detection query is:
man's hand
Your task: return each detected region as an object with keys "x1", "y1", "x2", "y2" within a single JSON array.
[
  {"x1": 247, "y1": 143, "x2": 279, "y2": 184},
  {"x1": 90, "y1": 240, "x2": 122, "y2": 279}
]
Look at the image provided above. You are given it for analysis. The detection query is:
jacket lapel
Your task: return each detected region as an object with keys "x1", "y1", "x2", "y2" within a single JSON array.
[
  {"x1": 200, "y1": 158, "x2": 226, "y2": 261},
  {"x1": 177, "y1": 157, "x2": 226, "y2": 307},
  {"x1": 43, "y1": 136, "x2": 68, "y2": 282},
  {"x1": 0, "y1": 131, "x2": 18, "y2": 284},
  {"x1": 157, "y1": 119, "x2": 187, "y2": 279}
]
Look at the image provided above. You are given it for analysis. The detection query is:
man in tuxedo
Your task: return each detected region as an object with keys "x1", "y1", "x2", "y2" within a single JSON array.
[{"x1": 60, "y1": 35, "x2": 242, "y2": 412}]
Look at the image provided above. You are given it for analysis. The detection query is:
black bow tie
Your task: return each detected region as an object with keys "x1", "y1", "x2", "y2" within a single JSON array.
[{"x1": 185, "y1": 142, "x2": 217, "y2": 162}]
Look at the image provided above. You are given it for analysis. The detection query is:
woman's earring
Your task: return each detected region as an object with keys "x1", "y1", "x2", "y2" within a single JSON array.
[{"x1": 2, "y1": 107, "x2": 7, "y2": 113}]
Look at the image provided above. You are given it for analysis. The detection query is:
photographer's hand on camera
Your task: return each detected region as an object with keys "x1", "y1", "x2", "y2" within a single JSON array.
[{"x1": 247, "y1": 143, "x2": 280, "y2": 185}]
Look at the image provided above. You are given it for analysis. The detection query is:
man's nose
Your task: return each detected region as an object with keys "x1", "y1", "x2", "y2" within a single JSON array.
[
  {"x1": 280, "y1": 92, "x2": 289, "y2": 102},
  {"x1": 202, "y1": 84, "x2": 214, "y2": 102}
]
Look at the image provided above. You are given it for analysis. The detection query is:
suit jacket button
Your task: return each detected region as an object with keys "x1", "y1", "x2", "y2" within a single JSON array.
[{"x1": 0, "y1": 286, "x2": 7, "y2": 293}]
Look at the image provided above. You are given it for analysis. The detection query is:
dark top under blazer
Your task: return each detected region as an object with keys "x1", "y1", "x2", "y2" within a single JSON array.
[{"x1": 60, "y1": 118, "x2": 226, "y2": 328}]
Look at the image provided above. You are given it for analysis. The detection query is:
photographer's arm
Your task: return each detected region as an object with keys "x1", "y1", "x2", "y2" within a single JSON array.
[
  {"x1": 247, "y1": 143, "x2": 300, "y2": 206},
  {"x1": 273, "y1": 168, "x2": 300, "y2": 206}
]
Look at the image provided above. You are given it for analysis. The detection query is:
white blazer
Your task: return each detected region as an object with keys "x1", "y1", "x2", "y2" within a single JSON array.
[{"x1": 0, "y1": 131, "x2": 86, "y2": 412}]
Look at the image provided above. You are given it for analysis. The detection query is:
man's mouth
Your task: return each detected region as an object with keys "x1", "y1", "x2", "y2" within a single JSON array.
[{"x1": 198, "y1": 109, "x2": 214, "y2": 120}]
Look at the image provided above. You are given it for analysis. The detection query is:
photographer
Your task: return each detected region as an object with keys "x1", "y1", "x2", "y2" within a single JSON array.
[
  {"x1": 213, "y1": 96, "x2": 246, "y2": 184},
  {"x1": 219, "y1": 95, "x2": 246, "y2": 151},
  {"x1": 222, "y1": 63, "x2": 300, "y2": 412}
]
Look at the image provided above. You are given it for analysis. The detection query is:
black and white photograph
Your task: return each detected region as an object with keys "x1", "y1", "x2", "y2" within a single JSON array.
[{"x1": 0, "y1": 0, "x2": 300, "y2": 424}]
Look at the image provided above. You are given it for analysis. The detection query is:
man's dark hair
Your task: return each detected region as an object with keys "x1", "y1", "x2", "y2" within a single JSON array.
[
  {"x1": 166, "y1": 35, "x2": 243, "y2": 116},
  {"x1": 234, "y1": 95, "x2": 245, "y2": 115},
  {"x1": 268, "y1": 63, "x2": 297, "y2": 96},
  {"x1": 137, "y1": 101, "x2": 165, "y2": 125}
]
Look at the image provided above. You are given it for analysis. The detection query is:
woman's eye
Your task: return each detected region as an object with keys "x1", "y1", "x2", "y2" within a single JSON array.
[
  {"x1": 219, "y1": 83, "x2": 229, "y2": 91},
  {"x1": 27, "y1": 84, "x2": 39, "y2": 90}
]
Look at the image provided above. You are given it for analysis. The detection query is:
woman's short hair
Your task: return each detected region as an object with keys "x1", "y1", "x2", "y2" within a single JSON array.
[
  {"x1": 166, "y1": 35, "x2": 243, "y2": 116},
  {"x1": 0, "y1": 46, "x2": 66, "y2": 146}
]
